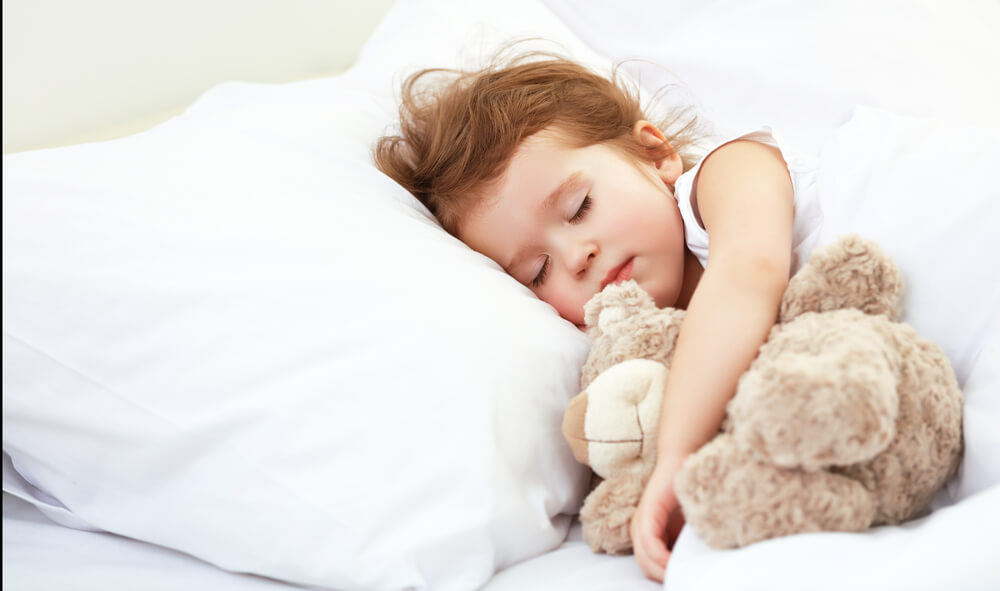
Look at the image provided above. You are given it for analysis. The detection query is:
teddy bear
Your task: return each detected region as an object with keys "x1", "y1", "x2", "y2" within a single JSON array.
[{"x1": 561, "y1": 235, "x2": 964, "y2": 554}]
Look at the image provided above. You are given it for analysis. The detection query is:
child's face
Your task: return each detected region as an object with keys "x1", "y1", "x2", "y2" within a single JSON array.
[{"x1": 458, "y1": 128, "x2": 686, "y2": 326}]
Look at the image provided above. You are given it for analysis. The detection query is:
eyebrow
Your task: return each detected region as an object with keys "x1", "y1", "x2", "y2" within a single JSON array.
[
  {"x1": 539, "y1": 170, "x2": 584, "y2": 214},
  {"x1": 504, "y1": 171, "x2": 584, "y2": 273}
]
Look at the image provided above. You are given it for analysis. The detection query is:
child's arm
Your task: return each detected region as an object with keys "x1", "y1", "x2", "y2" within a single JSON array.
[{"x1": 631, "y1": 140, "x2": 794, "y2": 581}]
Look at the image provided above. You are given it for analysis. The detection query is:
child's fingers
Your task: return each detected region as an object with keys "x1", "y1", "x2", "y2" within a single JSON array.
[
  {"x1": 634, "y1": 527, "x2": 669, "y2": 581},
  {"x1": 631, "y1": 497, "x2": 670, "y2": 581},
  {"x1": 637, "y1": 534, "x2": 669, "y2": 582}
]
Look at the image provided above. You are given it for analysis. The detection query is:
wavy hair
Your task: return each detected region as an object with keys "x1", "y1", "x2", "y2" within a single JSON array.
[{"x1": 373, "y1": 50, "x2": 701, "y2": 234}]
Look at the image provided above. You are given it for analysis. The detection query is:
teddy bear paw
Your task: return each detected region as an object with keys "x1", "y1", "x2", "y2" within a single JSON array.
[{"x1": 731, "y1": 315, "x2": 901, "y2": 470}]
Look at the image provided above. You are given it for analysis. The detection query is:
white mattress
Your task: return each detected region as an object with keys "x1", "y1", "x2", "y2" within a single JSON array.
[{"x1": 3, "y1": 491, "x2": 657, "y2": 591}]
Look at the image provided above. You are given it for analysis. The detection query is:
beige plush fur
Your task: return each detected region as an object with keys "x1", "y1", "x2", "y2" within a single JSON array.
[{"x1": 562, "y1": 235, "x2": 963, "y2": 554}]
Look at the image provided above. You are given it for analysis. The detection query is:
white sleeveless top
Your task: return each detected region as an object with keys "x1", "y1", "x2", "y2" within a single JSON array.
[{"x1": 672, "y1": 127, "x2": 824, "y2": 275}]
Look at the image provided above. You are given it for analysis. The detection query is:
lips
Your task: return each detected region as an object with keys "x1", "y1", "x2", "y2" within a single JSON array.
[{"x1": 601, "y1": 257, "x2": 634, "y2": 290}]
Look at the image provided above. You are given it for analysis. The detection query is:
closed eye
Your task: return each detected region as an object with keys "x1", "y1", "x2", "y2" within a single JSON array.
[
  {"x1": 530, "y1": 256, "x2": 550, "y2": 288},
  {"x1": 569, "y1": 195, "x2": 591, "y2": 223}
]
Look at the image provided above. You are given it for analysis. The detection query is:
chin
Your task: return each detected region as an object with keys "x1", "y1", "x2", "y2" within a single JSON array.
[{"x1": 649, "y1": 286, "x2": 680, "y2": 310}]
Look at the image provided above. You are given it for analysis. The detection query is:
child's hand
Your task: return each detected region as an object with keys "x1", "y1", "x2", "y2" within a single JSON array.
[{"x1": 631, "y1": 456, "x2": 686, "y2": 582}]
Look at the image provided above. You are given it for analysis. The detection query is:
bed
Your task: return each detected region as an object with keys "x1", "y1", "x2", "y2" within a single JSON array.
[{"x1": 4, "y1": 1, "x2": 999, "y2": 589}]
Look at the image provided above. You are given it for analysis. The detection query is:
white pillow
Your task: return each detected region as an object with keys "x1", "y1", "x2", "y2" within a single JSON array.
[{"x1": 1, "y1": 0, "x2": 616, "y2": 589}]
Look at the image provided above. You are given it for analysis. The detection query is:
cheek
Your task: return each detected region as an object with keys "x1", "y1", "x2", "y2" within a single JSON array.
[{"x1": 537, "y1": 283, "x2": 587, "y2": 325}]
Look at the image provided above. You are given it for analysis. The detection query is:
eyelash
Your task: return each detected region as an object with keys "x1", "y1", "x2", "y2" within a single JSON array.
[
  {"x1": 570, "y1": 195, "x2": 592, "y2": 223},
  {"x1": 530, "y1": 259, "x2": 549, "y2": 288},
  {"x1": 530, "y1": 195, "x2": 592, "y2": 288}
]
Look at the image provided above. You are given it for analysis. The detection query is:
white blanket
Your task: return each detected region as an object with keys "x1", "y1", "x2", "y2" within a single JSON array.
[{"x1": 668, "y1": 485, "x2": 1000, "y2": 590}]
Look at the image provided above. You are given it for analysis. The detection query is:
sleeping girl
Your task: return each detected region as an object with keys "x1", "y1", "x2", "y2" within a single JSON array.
[{"x1": 375, "y1": 51, "x2": 874, "y2": 582}]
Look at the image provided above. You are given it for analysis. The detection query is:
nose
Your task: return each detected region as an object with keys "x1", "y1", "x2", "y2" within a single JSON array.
[{"x1": 562, "y1": 237, "x2": 598, "y2": 279}]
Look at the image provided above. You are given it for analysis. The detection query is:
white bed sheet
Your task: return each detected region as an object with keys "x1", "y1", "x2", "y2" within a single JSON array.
[
  {"x1": 2, "y1": 490, "x2": 657, "y2": 591},
  {"x1": 8, "y1": 487, "x2": 999, "y2": 591},
  {"x1": 2, "y1": 492, "x2": 304, "y2": 591}
]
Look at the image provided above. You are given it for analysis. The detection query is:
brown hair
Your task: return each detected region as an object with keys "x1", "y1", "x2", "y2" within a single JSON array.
[{"x1": 373, "y1": 50, "x2": 701, "y2": 234}]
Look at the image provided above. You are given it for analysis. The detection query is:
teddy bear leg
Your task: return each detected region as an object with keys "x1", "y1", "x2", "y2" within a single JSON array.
[
  {"x1": 675, "y1": 435, "x2": 877, "y2": 549},
  {"x1": 730, "y1": 324, "x2": 900, "y2": 470},
  {"x1": 580, "y1": 475, "x2": 645, "y2": 555}
]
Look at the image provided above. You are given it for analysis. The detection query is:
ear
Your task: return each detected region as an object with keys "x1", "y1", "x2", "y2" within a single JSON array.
[{"x1": 632, "y1": 120, "x2": 683, "y2": 187}]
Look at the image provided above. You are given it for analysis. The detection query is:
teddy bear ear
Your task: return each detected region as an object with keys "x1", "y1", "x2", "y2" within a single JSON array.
[
  {"x1": 583, "y1": 280, "x2": 657, "y2": 334},
  {"x1": 780, "y1": 234, "x2": 904, "y2": 322}
]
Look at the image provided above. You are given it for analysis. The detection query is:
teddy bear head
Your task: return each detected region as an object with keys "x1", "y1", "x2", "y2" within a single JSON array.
[{"x1": 579, "y1": 280, "x2": 685, "y2": 389}]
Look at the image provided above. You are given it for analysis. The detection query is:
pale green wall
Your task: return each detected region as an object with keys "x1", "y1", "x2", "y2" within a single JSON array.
[{"x1": 2, "y1": 0, "x2": 395, "y2": 153}]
